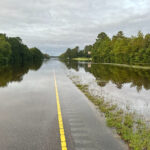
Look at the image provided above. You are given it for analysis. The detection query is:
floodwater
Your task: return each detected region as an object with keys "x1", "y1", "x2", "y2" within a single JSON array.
[
  {"x1": 64, "y1": 60, "x2": 150, "y2": 120},
  {"x1": 0, "y1": 59, "x2": 128, "y2": 150},
  {"x1": 1, "y1": 59, "x2": 150, "y2": 121}
]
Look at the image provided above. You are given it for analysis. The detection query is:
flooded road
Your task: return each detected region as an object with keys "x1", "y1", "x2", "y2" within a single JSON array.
[
  {"x1": 64, "y1": 60, "x2": 150, "y2": 120},
  {"x1": 0, "y1": 60, "x2": 60, "y2": 150},
  {"x1": 0, "y1": 59, "x2": 127, "y2": 150}
]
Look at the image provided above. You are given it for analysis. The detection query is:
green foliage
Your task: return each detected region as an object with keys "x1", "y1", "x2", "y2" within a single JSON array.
[
  {"x1": 92, "y1": 30, "x2": 150, "y2": 64},
  {"x1": 59, "y1": 45, "x2": 92, "y2": 59},
  {"x1": 30, "y1": 47, "x2": 44, "y2": 62},
  {"x1": 0, "y1": 34, "x2": 12, "y2": 64},
  {"x1": 43, "y1": 53, "x2": 50, "y2": 59},
  {"x1": 0, "y1": 33, "x2": 47, "y2": 66},
  {"x1": 92, "y1": 32, "x2": 111, "y2": 62},
  {"x1": 60, "y1": 31, "x2": 150, "y2": 64}
]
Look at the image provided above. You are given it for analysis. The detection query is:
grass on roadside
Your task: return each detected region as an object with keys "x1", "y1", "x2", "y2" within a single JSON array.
[
  {"x1": 74, "y1": 83, "x2": 150, "y2": 150},
  {"x1": 72, "y1": 57, "x2": 92, "y2": 61}
]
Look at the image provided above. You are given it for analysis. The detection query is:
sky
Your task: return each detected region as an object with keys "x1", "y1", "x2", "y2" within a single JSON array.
[{"x1": 0, "y1": 0, "x2": 150, "y2": 56}]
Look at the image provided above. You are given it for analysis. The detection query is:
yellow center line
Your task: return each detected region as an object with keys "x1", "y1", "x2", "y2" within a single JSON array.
[{"x1": 54, "y1": 71, "x2": 68, "y2": 150}]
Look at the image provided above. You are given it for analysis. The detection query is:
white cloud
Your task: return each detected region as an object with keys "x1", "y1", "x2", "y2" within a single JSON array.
[{"x1": 0, "y1": 0, "x2": 150, "y2": 55}]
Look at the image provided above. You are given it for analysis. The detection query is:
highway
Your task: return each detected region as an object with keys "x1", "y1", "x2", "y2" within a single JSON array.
[{"x1": 0, "y1": 59, "x2": 128, "y2": 150}]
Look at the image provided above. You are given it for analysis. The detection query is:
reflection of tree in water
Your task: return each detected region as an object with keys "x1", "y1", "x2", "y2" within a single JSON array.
[
  {"x1": 64, "y1": 61, "x2": 150, "y2": 92},
  {"x1": 0, "y1": 60, "x2": 43, "y2": 87},
  {"x1": 61, "y1": 60, "x2": 79, "y2": 71},
  {"x1": 90, "y1": 64, "x2": 150, "y2": 92},
  {"x1": 97, "y1": 80, "x2": 108, "y2": 87}
]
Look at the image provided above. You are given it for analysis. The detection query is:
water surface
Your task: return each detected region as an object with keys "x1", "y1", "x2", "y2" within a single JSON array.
[
  {"x1": 1, "y1": 59, "x2": 150, "y2": 120},
  {"x1": 64, "y1": 60, "x2": 150, "y2": 119}
]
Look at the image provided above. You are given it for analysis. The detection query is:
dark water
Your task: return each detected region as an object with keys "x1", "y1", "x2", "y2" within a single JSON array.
[{"x1": 63, "y1": 60, "x2": 150, "y2": 119}]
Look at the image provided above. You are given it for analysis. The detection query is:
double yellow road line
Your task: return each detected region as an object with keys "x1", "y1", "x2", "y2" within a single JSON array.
[{"x1": 54, "y1": 72, "x2": 68, "y2": 150}]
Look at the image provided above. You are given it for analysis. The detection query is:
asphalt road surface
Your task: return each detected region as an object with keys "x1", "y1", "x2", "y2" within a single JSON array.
[{"x1": 0, "y1": 59, "x2": 128, "y2": 150}]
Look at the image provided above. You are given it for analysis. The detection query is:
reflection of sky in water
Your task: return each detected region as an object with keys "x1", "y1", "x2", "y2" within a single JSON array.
[
  {"x1": 0, "y1": 61, "x2": 52, "y2": 108},
  {"x1": 68, "y1": 68, "x2": 150, "y2": 120}
]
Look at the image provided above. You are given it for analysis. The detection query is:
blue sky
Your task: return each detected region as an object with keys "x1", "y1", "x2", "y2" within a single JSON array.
[{"x1": 0, "y1": 0, "x2": 150, "y2": 55}]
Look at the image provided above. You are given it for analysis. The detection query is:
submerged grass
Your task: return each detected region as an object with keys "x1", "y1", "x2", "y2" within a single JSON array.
[
  {"x1": 102, "y1": 63, "x2": 150, "y2": 70},
  {"x1": 72, "y1": 57, "x2": 92, "y2": 61},
  {"x1": 74, "y1": 83, "x2": 150, "y2": 150}
]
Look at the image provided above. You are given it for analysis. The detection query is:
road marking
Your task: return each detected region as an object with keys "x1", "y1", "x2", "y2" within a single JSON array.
[{"x1": 54, "y1": 72, "x2": 68, "y2": 150}]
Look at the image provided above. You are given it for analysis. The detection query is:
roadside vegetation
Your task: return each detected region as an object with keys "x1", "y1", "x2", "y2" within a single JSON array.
[
  {"x1": 60, "y1": 31, "x2": 150, "y2": 65},
  {"x1": 0, "y1": 33, "x2": 50, "y2": 66},
  {"x1": 59, "y1": 45, "x2": 92, "y2": 60},
  {"x1": 72, "y1": 57, "x2": 92, "y2": 61},
  {"x1": 71, "y1": 82, "x2": 150, "y2": 150}
]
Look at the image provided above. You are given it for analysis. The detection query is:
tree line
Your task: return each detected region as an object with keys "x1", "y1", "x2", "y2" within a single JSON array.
[
  {"x1": 59, "y1": 45, "x2": 92, "y2": 59},
  {"x1": 0, "y1": 33, "x2": 50, "y2": 65},
  {"x1": 60, "y1": 31, "x2": 150, "y2": 64}
]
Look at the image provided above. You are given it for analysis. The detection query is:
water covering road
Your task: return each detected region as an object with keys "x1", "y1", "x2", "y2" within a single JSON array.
[{"x1": 0, "y1": 59, "x2": 128, "y2": 150}]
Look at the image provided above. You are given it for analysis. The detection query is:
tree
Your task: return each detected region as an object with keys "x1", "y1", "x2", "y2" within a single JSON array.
[
  {"x1": 59, "y1": 31, "x2": 150, "y2": 65},
  {"x1": 0, "y1": 33, "x2": 45, "y2": 66},
  {"x1": 30, "y1": 47, "x2": 44, "y2": 62},
  {"x1": 0, "y1": 34, "x2": 12, "y2": 64},
  {"x1": 92, "y1": 32, "x2": 111, "y2": 62}
]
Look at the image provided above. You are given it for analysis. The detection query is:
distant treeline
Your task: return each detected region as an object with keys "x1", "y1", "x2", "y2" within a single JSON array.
[
  {"x1": 60, "y1": 31, "x2": 150, "y2": 64},
  {"x1": 59, "y1": 45, "x2": 92, "y2": 59},
  {"x1": 0, "y1": 33, "x2": 50, "y2": 65}
]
